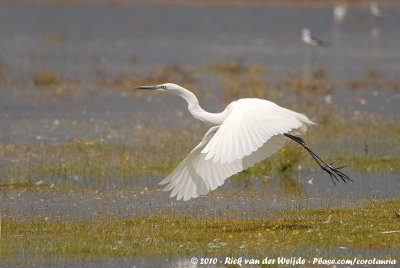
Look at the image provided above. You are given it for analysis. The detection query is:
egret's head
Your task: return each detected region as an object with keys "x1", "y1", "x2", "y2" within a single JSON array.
[{"x1": 136, "y1": 83, "x2": 182, "y2": 92}]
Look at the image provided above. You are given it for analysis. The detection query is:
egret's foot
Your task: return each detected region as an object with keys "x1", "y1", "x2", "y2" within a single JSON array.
[{"x1": 322, "y1": 163, "x2": 352, "y2": 184}]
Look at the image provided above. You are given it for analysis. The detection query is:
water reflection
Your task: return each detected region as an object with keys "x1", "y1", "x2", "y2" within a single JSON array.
[{"x1": 276, "y1": 176, "x2": 308, "y2": 198}]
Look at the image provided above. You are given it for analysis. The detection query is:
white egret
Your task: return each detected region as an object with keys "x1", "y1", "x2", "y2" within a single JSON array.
[
  {"x1": 302, "y1": 29, "x2": 328, "y2": 47},
  {"x1": 137, "y1": 83, "x2": 351, "y2": 201}
]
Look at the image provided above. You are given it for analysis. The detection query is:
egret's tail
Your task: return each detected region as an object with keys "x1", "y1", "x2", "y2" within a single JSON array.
[{"x1": 285, "y1": 110, "x2": 315, "y2": 135}]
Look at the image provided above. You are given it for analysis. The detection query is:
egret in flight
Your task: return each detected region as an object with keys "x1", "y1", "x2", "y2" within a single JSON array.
[
  {"x1": 137, "y1": 83, "x2": 350, "y2": 201},
  {"x1": 302, "y1": 29, "x2": 328, "y2": 47}
]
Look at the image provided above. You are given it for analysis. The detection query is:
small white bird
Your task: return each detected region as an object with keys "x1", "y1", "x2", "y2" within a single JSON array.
[
  {"x1": 370, "y1": 2, "x2": 384, "y2": 17},
  {"x1": 302, "y1": 28, "x2": 328, "y2": 47},
  {"x1": 333, "y1": 3, "x2": 347, "y2": 23},
  {"x1": 137, "y1": 83, "x2": 350, "y2": 201}
]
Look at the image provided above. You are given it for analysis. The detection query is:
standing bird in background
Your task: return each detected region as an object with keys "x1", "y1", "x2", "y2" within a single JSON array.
[
  {"x1": 333, "y1": 3, "x2": 347, "y2": 24},
  {"x1": 370, "y1": 2, "x2": 385, "y2": 17},
  {"x1": 137, "y1": 83, "x2": 351, "y2": 201},
  {"x1": 302, "y1": 28, "x2": 328, "y2": 47}
]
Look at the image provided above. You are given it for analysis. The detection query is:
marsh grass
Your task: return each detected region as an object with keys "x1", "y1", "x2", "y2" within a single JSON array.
[
  {"x1": 0, "y1": 119, "x2": 399, "y2": 188},
  {"x1": 34, "y1": 70, "x2": 60, "y2": 87},
  {"x1": 349, "y1": 69, "x2": 400, "y2": 90},
  {"x1": 0, "y1": 141, "x2": 179, "y2": 187},
  {"x1": 1, "y1": 199, "x2": 399, "y2": 263},
  {"x1": 277, "y1": 69, "x2": 333, "y2": 94},
  {"x1": 332, "y1": 156, "x2": 400, "y2": 172}
]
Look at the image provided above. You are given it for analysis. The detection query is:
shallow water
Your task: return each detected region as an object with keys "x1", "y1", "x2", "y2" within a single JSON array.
[
  {"x1": 0, "y1": 3, "x2": 399, "y2": 79},
  {"x1": 0, "y1": 2, "x2": 399, "y2": 143},
  {"x1": 1, "y1": 171, "x2": 398, "y2": 220}
]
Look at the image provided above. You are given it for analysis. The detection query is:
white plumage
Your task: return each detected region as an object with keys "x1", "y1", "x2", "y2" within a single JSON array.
[
  {"x1": 333, "y1": 3, "x2": 347, "y2": 23},
  {"x1": 302, "y1": 28, "x2": 328, "y2": 47},
  {"x1": 138, "y1": 83, "x2": 315, "y2": 201},
  {"x1": 370, "y1": 2, "x2": 384, "y2": 17}
]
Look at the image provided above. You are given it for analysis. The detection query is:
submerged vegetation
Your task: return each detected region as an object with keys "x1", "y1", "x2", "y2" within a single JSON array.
[{"x1": 1, "y1": 199, "x2": 399, "y2": 263}]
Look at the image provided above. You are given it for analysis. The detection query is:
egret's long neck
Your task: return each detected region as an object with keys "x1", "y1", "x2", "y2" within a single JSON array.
[{"x1": 174, "y1": 86, "x2": 229, "y2": 125}]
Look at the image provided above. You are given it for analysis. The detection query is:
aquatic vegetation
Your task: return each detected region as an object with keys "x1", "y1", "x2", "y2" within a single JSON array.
[
  {"x1": 100, "y1": 64, "x2": 196, "y2": 93},
  {"x1": 331, "y1": 156, "x2": 400, "y2": 173},
  {"x1": 350, "y1": 69, "x2": 400, "y2": 90},
  {"x1": 1, "y1": 199, "x2": 399, "y2": 263},
  {"x1": 207, "y1": 58, "x2": 247, "y2": 75},
  {"x1": 277, "y1": 69, "x2": 333, "y2": 95},
  {"x1": 34, "y1": 70, "x2": 60, "y2": 87},
  {"x1": 0, "y1": 118, "x2": 399, "y2": 188},
  {"x1": 0, "y1": 180, "x2": 54, "y2": 189},
  {"x1": 208, "y1": 61, "x2": 278, "y2": 101}
]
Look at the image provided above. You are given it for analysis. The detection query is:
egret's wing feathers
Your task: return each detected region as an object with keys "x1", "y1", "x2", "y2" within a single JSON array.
[
  {"x1": 202, "y1": 99, "x2": 311, "y2": 164},
  {"x1": 242, "y1": 134, "x2": 287, "y2": 169},
  {"x1": 159, "y1": 126, "x2": 219, "y2": 193},
  {"x1": 160, "y1": 129, "x2": 287, "y2": 201},
  {"x1": 160, "y1": 126, "x2": 236, "y2": 201}
]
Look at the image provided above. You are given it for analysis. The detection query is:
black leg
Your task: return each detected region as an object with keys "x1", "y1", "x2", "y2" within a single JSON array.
[{"x1": 284, "y1": 133, "x2": 352, "y2": 184}]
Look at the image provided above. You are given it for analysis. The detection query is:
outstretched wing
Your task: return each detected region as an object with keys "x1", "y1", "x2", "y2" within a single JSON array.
[
  {"x1": 202, "y1": 98, "x2": 313, "y2": 165},
  {"x1": 159, "y1": 126, "x2": 288, "y2": 201},
  {"x1": 159, "y1": 126, "x2": 223, "y2": 201}
]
